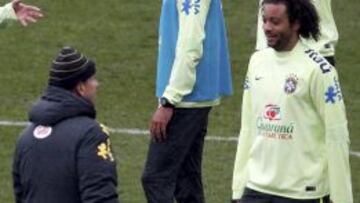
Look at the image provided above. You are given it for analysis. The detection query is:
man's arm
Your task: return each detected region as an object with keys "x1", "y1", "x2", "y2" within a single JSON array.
[
  {"x1": 310, "y1": 65, "x2": 353, "y2": 203},
  {"x1": 0, "y1": 1, "x2": 17, "y2": 26},
  {"x1": 77, "y1": 124, "x2": 119, "y2": 203},
  {"x1": 150, "y1": 0, "x2": 212, "y2": 141},
  {"x1": 0, "y1": 0, "x2": 43, "y2": 27},
  {"x1": 12, "y1": 143, "x2": 23, "y2": 203},
  {"x1": 232, "y1": 57, "x2": 255, "y2": 200},
  {"x1": 162, "y1": 0, "x2": 211, "y2": 104}
]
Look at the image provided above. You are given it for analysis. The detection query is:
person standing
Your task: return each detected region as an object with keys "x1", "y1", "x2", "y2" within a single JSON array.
[
  {"x1": 141, "y1": 0, "x2": 233, "y2": 202},
  {"x1": 13, "y1": 47, "x2": 120, "y2": 203},
  {"x1": 231, "y1": 0, "x2": 352, "y2": 202}
]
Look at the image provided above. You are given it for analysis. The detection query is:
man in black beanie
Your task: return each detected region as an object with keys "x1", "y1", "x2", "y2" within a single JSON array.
[{"x1": 12, "y1": 47, "x2": 120, "y2": 203}]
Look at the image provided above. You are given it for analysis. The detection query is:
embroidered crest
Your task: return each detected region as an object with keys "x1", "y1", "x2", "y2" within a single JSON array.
[
  {"x1": 284, "y1": 74, "x2": 298, "y2": 94},
  {"x1": 33, "y1": 125, "x2": 52, "y2": 139},
  {"x1": 97, "y1": 138, "x2": 115, "y2": 162}
]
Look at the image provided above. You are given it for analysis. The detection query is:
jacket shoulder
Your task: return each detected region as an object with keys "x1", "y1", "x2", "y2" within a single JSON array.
[{"x1": 61, "y1": 116, "x2": 106, "y2": 139}]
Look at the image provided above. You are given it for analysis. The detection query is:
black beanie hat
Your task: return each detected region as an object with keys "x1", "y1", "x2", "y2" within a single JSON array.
[{"x1": 49, "y1": 47, "x2": 96, "y2": 90}]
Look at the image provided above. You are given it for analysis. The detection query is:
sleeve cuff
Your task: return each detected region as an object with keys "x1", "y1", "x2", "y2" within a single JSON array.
[
  {"x1": 162, "y1": 86, "x2": 184, "y2": 105},
  {"x1": 4, "y1": 2, "x2": 17, "y2": 20},
  {"x1": 232, "y1": 190, "x2": 244, "y2": 200}
]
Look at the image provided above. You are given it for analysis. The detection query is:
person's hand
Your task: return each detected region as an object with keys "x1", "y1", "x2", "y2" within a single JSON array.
[
  {"x1": 149, "y1": 106, "x2": 174, "y2": 142},
  {"x1": 12, "y1": 0, "x2": 43, "y2": 26}
]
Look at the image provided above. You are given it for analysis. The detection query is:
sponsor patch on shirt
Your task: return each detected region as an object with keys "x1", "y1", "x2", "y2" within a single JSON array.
[
  {"x1": 256, "y1": 104, "x2": 294, "y2": 140},
  {"x1": 182, "y1": 0, "x2": 201, "y2": 15},
  {"x1": 263, "y1": 104, "x2": 281, "y2": 121},
  {"x1": 33, "y1": 125, "x2": 52, "y2": 139}
]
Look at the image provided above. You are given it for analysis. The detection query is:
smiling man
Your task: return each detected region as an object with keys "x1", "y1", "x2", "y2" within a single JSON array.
[
  {"x1": 231, "y1": 0, "x2": 353, "y2": 203},
  {"x1": 255, "y1": 0, "x2": 338, "y2": 66}
]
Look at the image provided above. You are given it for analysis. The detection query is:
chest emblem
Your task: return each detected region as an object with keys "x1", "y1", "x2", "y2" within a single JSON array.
[
  {"x1": 284, "y1": 74, "x2": 298, "y2": 94},
  {"x1": 33, "y1": 125, "x2": 52, "y2": 139},
  {"x1": 263, "y1": 104, "x2": 281, "y2": 121}
]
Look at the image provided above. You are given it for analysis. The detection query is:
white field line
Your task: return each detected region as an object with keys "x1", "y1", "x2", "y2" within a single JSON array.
[{"x1": 1, "y1": 120, "x2": 359, "y2": 158}]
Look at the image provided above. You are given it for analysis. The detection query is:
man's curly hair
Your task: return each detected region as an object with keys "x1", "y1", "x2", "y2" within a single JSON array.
[{"x1": 262, "y1": 0, "x2": 321, "y2": 41}]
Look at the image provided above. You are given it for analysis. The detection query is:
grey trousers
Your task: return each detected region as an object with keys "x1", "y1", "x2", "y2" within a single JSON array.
[{"x1": 142, "y1": 107, "x2": 211, "y2": 203}]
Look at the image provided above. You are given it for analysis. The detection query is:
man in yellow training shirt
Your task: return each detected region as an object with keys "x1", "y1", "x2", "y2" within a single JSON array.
[{"x1": 231, "y1": 0, "x2": 352, "y2": 202}]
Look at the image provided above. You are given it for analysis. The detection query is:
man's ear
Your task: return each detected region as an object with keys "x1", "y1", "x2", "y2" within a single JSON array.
[
  {"x1": 74, "y1": 82, "x2": 85, "y2": 97},
  {"x1": 291, "y1": 20, "x2": 300, "y2": 32}
]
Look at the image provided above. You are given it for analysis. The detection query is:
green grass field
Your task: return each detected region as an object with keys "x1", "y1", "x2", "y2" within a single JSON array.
[{"x1": 0, "y1": 0, "x2": 359, "y2": 202}]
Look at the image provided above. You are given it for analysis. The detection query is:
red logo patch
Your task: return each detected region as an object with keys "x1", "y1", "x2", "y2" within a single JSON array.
[{"x1": 263, "y1": 104, "x2": 281, "y2": 121}]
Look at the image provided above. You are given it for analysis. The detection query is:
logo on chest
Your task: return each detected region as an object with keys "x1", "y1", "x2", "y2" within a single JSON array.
[
  {"x1": 284, "y1": 74, "x2": 298, "y2": 94},
  {"x1": 263, "y1": 104, "x2": 281, "y2": 121},
  {"x1": 33, "y1": 125, "x2": 52, "y2": 139},
  {"x1": 257, "y1": 104, "x2": 295, "y2": 141}
]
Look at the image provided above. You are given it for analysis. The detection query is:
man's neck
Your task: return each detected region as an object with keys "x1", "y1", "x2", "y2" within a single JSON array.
[{"x1": 279, "y1": 35, "x2": 299, "y2": 52}]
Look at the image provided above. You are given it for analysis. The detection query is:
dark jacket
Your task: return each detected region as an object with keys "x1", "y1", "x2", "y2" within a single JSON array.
[{"x1": 12, "y1": 86, "x2": 119, "y2": 203}]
